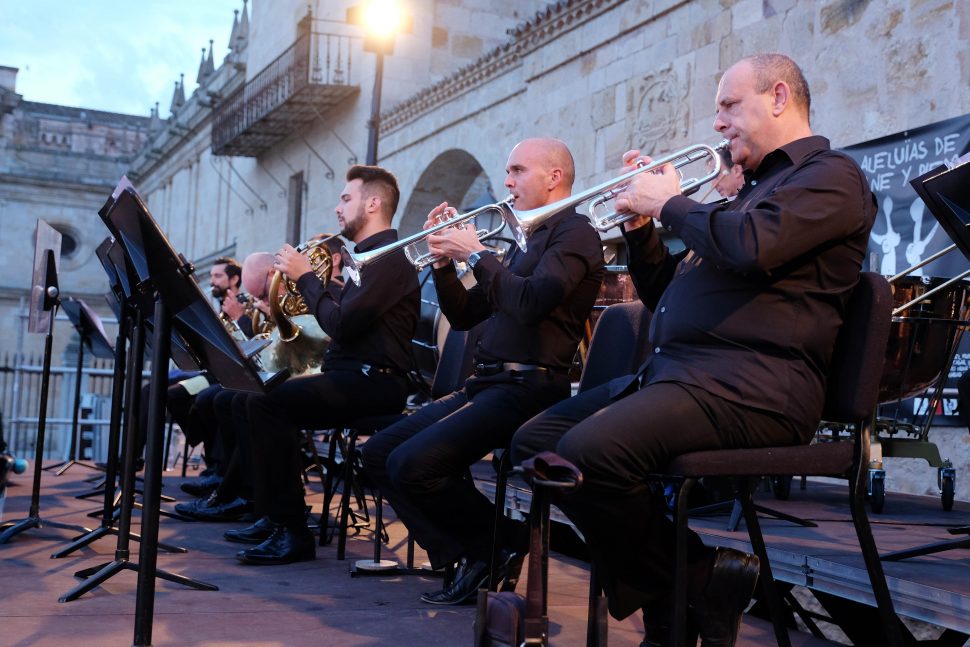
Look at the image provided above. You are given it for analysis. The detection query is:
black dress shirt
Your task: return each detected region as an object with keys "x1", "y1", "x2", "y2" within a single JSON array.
[
  {"x1": 433, "y1": 207, "x2": 605, "y2": 371},
  {"x1": 296, "y1": 229, "x2": 420, "y2": 373},
  {"x1": 626, "y1": 135, "x2": 877, "y2": 432}
]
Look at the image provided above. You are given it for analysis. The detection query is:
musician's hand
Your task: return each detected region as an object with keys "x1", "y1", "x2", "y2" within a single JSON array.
[
  {"x1": 274, "y1": 244, "x2": 312, "y2": 281},
  {"x1": 221, "y1": 294, "x2": 245, "y2": 321},
  {"x1": 615, "y1": 151, "x2": 654, "y2": 231},
  {"x1": 425, "y1": 202, "x2": 463, "y2": 268},
  {"x1": 622, "y1": 149, "x2": 645, "y2": 170},
  {"x1": 253, "y1": 298, "x2": 272, "y2": 317},
  {"x1": 427, "y1": 222, "x2": 486, "y2": 264},
  {"x1": 424, "y1": 202, "x2": 450, "y2": 230},
  {"x1": 614, "y1": 161, "x2": 681, "y2": 221}
]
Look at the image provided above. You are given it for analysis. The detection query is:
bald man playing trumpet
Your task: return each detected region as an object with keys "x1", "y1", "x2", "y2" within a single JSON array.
[{"x1": 361, "y1": 137, "x2": 605, "y2": 605}]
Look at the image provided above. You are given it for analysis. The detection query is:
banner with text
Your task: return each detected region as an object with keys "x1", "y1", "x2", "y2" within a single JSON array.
[
  {"x1": 843, "y1": 114, "x2": 970, "y2": 427},
  {"x1": 842, "y1": 113, "x2": 970, "y2": 278}
]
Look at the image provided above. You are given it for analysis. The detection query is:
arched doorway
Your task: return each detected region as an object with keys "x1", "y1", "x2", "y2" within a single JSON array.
[
  {"x1": 401, "y1": 149, "x2": 501, "y2": 383},
  {"x1": 398, "y1": 149, "x2": 498, "y2": 236}
]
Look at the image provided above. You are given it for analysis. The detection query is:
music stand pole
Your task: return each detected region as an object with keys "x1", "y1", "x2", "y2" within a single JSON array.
[
  {"x1": 60, "y1": 307, "x2": 194, "y2": 601},
  {"x1": 50, "y1": 313, "x2": 127, "y2": 557},
  {"x1": 134, "y1": 296, "x2": 221, "y2": 645},
  {"x1": 50, "y1": 334, "x2": 98, "y2": 475},
  {"x1": 0, "y1": 257, "x2": 93, "y2": 544}
]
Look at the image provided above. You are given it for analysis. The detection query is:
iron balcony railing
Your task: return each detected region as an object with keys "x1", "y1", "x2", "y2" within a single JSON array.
[{"x1": 212, "y1": 31, "x2": 360, "y2": 157}]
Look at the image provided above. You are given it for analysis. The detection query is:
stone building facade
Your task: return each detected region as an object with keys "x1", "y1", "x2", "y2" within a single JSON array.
[
  {"x1": 124, "y1": 0, "x2": 970, "y2": 263},
  {"x1": 0, "y1": 66, "x2": 149, "y2": 361}
]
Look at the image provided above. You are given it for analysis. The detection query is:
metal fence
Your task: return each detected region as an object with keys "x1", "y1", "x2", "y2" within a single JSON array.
[{"x1": 1, "y1": 354, "x2": 123, "y2": 463}]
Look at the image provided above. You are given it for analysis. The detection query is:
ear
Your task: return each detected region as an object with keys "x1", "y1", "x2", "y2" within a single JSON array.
[
  {"x1": 366, "y1": 195, "x2": 382, "y2": 216},
  {"x1": 547, "y1": 167, "x2": 563, "y2": 191},
  {"x1": 771, "y1": 80, "x2": 790, "y2": 117}
]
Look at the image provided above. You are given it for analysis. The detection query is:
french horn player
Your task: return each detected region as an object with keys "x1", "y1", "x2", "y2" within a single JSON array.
[
  {"x1": 229, "y1": 165, "x2": 421, "y2": 565},
  {"x1": 240, "y1": 234, "x2": 342, "y2": 375}
]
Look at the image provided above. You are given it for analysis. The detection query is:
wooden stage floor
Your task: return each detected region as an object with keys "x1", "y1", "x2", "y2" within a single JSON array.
[{"x1": 2, "y1": 461, "x2": 965, "y2": 646}]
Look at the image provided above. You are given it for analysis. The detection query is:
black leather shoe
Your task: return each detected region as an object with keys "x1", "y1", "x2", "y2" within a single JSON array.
[
  {"x1": 180, "y1": 494, "x2": 253, "y2": 522},
  {"x1": 180, "y1": 473, "x2": 223, "y2": 497},
  {"x1": 421, "y1": 550, "x2": 519, "y2": 606},
  {"x1": 421, "y1": 558, "x2": 488, "y2": 605},
  {"x1": 692, "y1": 547, "x2": 760, "y2": 647},
  {"x1": 224, "y1": 516, "x2": 280, "y2": 544},
  {"x1": 420, "y1": 558, "x2": 468, "y2": 600},
  {"x1": 236, "y1": 525, "x2": 315, "y2": 565},
  {"x1": 173, "y1": 493, "x2": 214, "y2": 518}
]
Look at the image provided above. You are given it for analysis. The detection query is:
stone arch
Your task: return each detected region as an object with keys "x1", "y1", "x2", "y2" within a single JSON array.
[{"x1": 398, "y1": 149, "x2": 498, "y2": 236}]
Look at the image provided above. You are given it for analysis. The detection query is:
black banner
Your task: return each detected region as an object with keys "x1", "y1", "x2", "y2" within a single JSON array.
[
  {"x1": 843, "y1": 114, "x2": 970, "y2": 427},
  {"x1": 842, "y1": 113, "x2": 970, "y2": 278}
]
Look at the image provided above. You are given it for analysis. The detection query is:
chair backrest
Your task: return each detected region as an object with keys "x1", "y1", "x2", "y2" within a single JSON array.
[
  {"x1": 430, "y1": 321, "x2": 485, "y2": 399},
  {"x1": 822, "y1": 272, "x2": 893, "y2": 423},
  {"x1": 578, "y1": 301, "x2": 653, "y2": 393}
]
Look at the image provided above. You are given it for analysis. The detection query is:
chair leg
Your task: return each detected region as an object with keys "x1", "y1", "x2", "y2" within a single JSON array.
[
  {"x1": 586, "y1": 565, "x2": 608, "y2": 647},
  {"x1": 849, "y1": 461, "x2": 904, "y2": 646},
  {"x1": 671, "y1": 477, "x2": 694, "y2": 647},
  {"x1": 336, "y1": 431, "x2": 360, "y2": 560},
  {"x1": 488, "y1": 450, "x2": 511, "y2": 591},
  {"x1": 180, "y1": 438, "x2": 192, "y2": 477},
  {"x1": 320, "y1": 431, "x2": 341, "y2": 546},
  {"x1": 738, "y1": 477, "x2": 791, "y2": 647}
]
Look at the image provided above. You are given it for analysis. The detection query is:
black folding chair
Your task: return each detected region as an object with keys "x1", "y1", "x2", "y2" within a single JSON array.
[{"x1": 640, "y1": 272, "x2": 902, "y2": 646}]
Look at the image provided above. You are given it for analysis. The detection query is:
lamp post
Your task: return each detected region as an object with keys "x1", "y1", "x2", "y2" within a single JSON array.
[
  {"x1": 366, "y1": 49, "x2": 385, "y2": 165},
  {"x1": 348, "y1": 0, "x2": 410, "y2": 166}
]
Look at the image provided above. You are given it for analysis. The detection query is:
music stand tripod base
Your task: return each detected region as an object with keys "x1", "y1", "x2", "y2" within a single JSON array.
[{"x1": 353, "y1": 559, "x2": 399, "y2": 571}]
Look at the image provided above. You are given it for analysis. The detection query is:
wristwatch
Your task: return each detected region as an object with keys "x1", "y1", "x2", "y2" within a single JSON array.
[{"x1": 467, "y1": 250, "x2": 492, "y2": 270}]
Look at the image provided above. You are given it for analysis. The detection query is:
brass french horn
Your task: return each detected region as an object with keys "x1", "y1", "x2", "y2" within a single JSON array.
[{"x1": 260, "y1": 235, "x2": 336, "y2": 375}]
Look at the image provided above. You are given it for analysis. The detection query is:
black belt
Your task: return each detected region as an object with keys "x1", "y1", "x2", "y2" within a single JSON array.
[
  {"x1": 474, "y1": 362, "x2": 549, "y2": 377},
  {"x1": 361, "y1": 363, "x2": 403, "y2": 378},
  {"x1": 325, "y1": 361, "x2": 404, "y2": 378}
]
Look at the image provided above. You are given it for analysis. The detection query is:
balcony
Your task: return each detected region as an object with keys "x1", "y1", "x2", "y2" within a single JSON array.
[{"x1": 212, "y1": 31, "x2": 360, "y2": 157}]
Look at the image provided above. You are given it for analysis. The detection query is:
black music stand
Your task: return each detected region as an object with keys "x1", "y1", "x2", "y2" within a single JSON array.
[
  {"x1": 53, "y1": 239, "x2": 184, "y2": 563},
  {"x1": 45, "y1": 298, "x2": 115, "y2": 476},
  {"x1": 97, "y1": 179, "x2": 285, "y2": 646},
  {"x1": 883, "y1": 160, "x2": 970, "y2": 562},
  {"x1": 0, "y1": 222, "x2": 94, "y2": 544}
]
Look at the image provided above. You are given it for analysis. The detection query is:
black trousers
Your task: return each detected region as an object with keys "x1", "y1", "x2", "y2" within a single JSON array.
[
  {"x1": 360, "y1": 370, "x2": 569, "y2": 569},
  {"x1": 186, "y1": 383, "x2": 224, "y2": 467},
  {"x1": 510, "y1": 379, "x2": 807, "y2": 620},
  {"x1": 210, "y1": 389, "x2": 254, "y2": 500},
  {"x1": 246, "y1": 369, "x2": 409, "y2": 522},
  {"x1": 138, "y1": 377, "x2": 204, "y2": 460}
]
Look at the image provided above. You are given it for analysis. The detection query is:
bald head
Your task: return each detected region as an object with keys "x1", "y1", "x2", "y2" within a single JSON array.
[
  {"x1": 738, "y1": 53, "x2": 811, "y2": 120},
  {"x1": 505, "y1": 138, "x2": 575, "y2": 209},
  {"x1": 242, "y1": 252, "x2": 276, "y2": 300},
  {"x1": 517, "y1": 138, "x2": 575, "y2": 190}
]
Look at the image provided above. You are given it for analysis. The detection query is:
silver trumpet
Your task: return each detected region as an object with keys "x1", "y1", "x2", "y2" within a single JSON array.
[
  {"x1": 342, "y1": 140, "x2": 728, "y2": 285},
  {"x1": 343, "y1": 201, "x2": 519, "y2": 285},
  {"x1": 587, "y1": 139, "x2": 729, "y2": 231}
]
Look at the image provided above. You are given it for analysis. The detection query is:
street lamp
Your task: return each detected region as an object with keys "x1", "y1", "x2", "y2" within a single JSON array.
[{"x1": 348, "y1": 0, "x2": 411, "y2": 165}]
